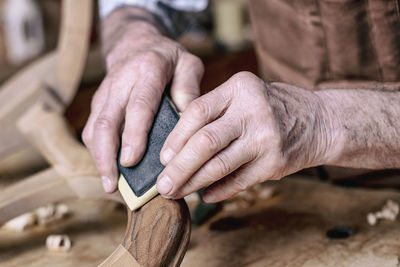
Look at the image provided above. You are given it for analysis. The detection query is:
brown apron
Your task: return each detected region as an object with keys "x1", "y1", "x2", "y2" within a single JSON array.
[{"x1": 247, "y1": 0, "x2": 400, "y2": 91}]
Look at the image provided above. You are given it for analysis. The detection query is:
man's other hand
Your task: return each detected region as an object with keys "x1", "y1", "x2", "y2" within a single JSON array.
[{"x1": 157, "y1": 72, "x2": 337, "y2": 202}]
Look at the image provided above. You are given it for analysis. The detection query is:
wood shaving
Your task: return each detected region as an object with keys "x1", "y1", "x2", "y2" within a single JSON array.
[
  {"x1": 367, "y1": 199, "x2": 399, "y2": 226},
  {"x1": 36, "y1": 203, "x2": 69, "y2": 226},
  {"x1": 2, "y1": 212, "x2": 36, "y2": 232},
  {"x1": 1, "y1": 203, "x2": 69, "y2": 232},
  {"x1": 223, "y1": 184, "x2": 275, "y2": 211},
  {"x1": 254, "y1": 184, "x2": 275, "y2": 200},
  {"x1": 46, "y1": 235, "x2": 71, "y2": 252}
]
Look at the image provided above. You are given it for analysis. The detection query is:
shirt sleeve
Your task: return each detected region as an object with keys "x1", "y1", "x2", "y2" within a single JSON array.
[{"x1": 98, "y1": 0, "x2": 208, "y2": 37}]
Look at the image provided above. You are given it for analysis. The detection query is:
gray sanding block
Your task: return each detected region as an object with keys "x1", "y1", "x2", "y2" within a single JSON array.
[{"x1": 118, "y1": 94, "x2": 179, "y2": 211}]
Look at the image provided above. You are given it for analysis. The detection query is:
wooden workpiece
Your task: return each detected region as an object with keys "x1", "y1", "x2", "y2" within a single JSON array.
[
  {"x1": 2, "y1": 178, "x2": 400, "y2": 266},
  {"x1": 101, "y1": 197, "x2": 190, "y2": 267}
]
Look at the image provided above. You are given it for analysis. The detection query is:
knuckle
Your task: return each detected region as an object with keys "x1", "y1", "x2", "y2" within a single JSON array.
[
  {"x1": 208, "y1": 154, "x2": 231, "y2": 178},
  {"x1": 185, "y1": 54, "x2": 204, "y2": 73},
  {"x1": 189, "y1": 99, "x2": 209, "y2": 120},
  {"x1": 135, "y1": 51, "x2": 165, "y2": 70},
  {"x1": 232, "y1": 71, "x2": 258, "y2": 81},
  {"x1": 229, "y1": 71, "x2": 262, "y2": 90},
  {"x1": 94, "y1": 116, "x2": 114, "y2": 131},
  {"x1": 171, "y1": 160, "x2": 188, "y2": 180},
  {"x1": 232, "y1": 177, "x2": 248, "y2": 192},
  {"x1": 121, "y1": 133, "x2": 142, "y2": 150},
  {"x1": 130, "y1": 94, "x2": 157, "y2": 117},
  {"x1": 181, "y1": 178, "x2": 196, "y2": 195},
  {"x1": 198, "y1": 129, "x2": 220, "y2": 152}
]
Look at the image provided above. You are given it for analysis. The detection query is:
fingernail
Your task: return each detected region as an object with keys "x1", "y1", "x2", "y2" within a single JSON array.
[
  {"x1": 121, "y1": 146, "x2": 133, "y2": 166},
  {"x1": 102, "y1": 176, "x2": 112, "y2": 192},
  {"x1": 162, "y1": 148, "x2": 175, "y2": 164},
  {"x1": 157, "y1": 175, "x2": 173, "y2": 195}
]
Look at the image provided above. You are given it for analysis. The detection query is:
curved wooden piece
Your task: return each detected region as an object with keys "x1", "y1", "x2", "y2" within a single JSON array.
[
  {"x1": 0, "y1": 54, "x2": 56, "y2": 160},
  {"x1": 0, "y1": 0, "x2": 92, "y2": 165},
  {"x1": 16, "y1": 103, "x2": 96, "y2": 176},
  {"x1": 101, "y1": 196, "x2": 191, "y2": 267},
  {"x1": 53, "y1": 0, "x2": 92, "y2": 103}
]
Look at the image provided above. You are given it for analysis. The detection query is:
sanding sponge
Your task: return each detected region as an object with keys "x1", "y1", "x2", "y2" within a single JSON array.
[{"x1": 117, "y1": 94, "x2": 179, "y2": 211}]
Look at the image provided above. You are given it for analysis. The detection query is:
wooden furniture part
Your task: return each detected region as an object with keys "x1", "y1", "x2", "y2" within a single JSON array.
[
  {"x1": 0, "y1": 105, "x2": 122, "y2": 225},
  {"x1": 101, "y1": 197, "x2": 191, "y2": 267},
  {"x1": 0, "y1": 0, "x2": 92, "y2": 175}
]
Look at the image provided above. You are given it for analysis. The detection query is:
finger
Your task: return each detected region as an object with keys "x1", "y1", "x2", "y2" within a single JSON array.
[
  {"x1": 92, "y1": 74, "x2": 133, "y2": 192},
  {"x1": 174, "y1": 140, "x2": 254, "y2": 198},
  {"x1": 120, "y1": 67, "x2": 167, "y2": 166},
  {"x1": 92, "y1": 99, "x2": 126, "y2": 192},
  {"x1": 83, "y1": 63, "x2": 137, "y2": 150},
  {"x1": 157, "y1": 116, "x2": 241, "y2": 197},
  {"x1": 201, "y1": 161, "x2": 266, "y2": 203},
  {"x1": 170, "y1": 53, "x2": 204, "y2": 111},
  {"x1": 82, "y1": 79, "x2": 111, "y2": 149},
  {"x1": 160, "y1": 87, "x2": 231, "y2": 165}
]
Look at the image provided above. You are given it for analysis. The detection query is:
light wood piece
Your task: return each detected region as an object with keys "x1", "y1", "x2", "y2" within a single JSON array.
[{"x1": 0, "y1": 0, "x2": 92, "y2": 168}]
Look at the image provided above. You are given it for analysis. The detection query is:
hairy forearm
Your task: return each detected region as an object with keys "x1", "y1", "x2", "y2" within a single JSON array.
[
  {"x1": 265, "y1": 82, "x2": 333, "y2": 170},
  {"x1": 101, "y1": 6, "x2": 167, "y2": 58},
  {"x1": 318, "y1": 88, "x2": 400, "y2": 169}
]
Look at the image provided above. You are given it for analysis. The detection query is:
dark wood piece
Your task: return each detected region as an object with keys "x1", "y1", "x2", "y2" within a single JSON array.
[
  {"x1": 100, "y1": 196, "x2": 191, "y2": 267},
  {"x1": 124, "y1": 196, "x2": 191, "y2": 267}
]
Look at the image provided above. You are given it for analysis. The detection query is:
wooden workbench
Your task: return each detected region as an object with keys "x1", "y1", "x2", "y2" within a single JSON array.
[{"x1": 1, "y1": 177, "x2": 400, "y2": 266}]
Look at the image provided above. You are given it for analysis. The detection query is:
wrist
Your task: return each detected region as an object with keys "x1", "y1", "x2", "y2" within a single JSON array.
[
  {"x1": 314, "y1": 90, "x2": 344, "y2": 166},
  {"x1": 266, "y1": 82, "x2": 339, "y2": 169},
  {"x1": 101, "y1": 7, "x2": 167, "y2": 61}
]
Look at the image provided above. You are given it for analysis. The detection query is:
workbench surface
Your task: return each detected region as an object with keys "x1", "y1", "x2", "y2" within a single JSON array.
[{"x1": 1, "y1": 177, "x2": 400, "y2": 267}]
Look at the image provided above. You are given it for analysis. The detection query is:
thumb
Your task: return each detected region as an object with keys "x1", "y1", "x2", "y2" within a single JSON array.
[{"x1": 170, "y1": 53, "x2": 204, "y2": 111}]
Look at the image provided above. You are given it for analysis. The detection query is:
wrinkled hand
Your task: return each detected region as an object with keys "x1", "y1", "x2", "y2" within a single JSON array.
[
  {"x1": 157, "y1": 72, "x2": 333, "y2": 202},
  {"x1": 82, "y1": 24, "x2": 204, "y2": 192}
]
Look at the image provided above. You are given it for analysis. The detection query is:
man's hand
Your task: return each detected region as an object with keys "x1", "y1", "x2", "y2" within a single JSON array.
[
  {"x1": 156, "y1": 72, "x2": 337, "y2": 203},
  {"x1": 82, "y1": 7, "x2": 204, "y2": 192}
]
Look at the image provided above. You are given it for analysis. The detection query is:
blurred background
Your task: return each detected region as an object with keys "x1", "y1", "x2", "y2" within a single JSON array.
[
  {"x1": 0, "y1": 0, "x2": 257, "y2": 134},
  {"x1": 0, "y1": 0, "x2": 398, "y2": 189}
]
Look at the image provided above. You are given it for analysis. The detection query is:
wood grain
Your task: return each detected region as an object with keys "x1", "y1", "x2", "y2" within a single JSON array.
[
  {"x1": 124, "y1": 196, "x2": 191, "y2": 267},
  {"x1": 101, "y1": 196, "x2": 191, "y2": 267}
]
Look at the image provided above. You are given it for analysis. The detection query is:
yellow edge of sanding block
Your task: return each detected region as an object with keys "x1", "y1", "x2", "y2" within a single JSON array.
[{"x1": 118, "y1": 174, "x2": 158, "y2": 211}]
